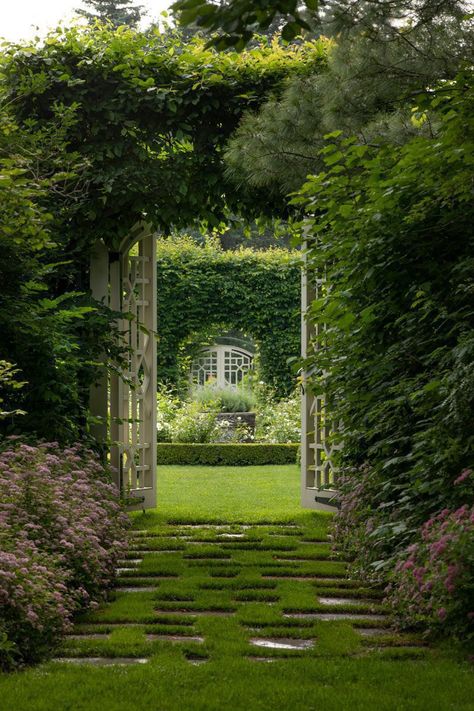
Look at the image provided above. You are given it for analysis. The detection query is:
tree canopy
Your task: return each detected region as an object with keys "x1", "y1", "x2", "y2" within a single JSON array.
[
  {"x1": 171, "y1": 0, "x2": 318, "y2": 49},
  {"x1": 171, "y1": 0, "x2": 470, "y2": 47},
  {"x1": 224, "y1": 15, "x2": 473, "y2": 196},
  {"x1": 76, "y1": 0, "x2": 145, "y2": 28}
]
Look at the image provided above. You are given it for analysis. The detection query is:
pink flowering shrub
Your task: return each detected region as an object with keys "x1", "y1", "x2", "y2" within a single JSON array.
[
  {"x1": 331, "y1": 466, "x2": 384, "y2": 577},
  {"x1": 0, "y1": 441, "x2": 129, "y2": 668},
  {"x1": 385, "y1": 502, "x2": 474, "y2": 639}
]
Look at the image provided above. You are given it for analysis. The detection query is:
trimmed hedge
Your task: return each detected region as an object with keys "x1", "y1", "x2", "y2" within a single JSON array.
[{"x1": 157, "y1": 443, "x2": 299, "y2": 466}]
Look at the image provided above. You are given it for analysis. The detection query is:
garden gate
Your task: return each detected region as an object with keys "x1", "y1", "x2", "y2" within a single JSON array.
[
  {"x1": 90, "y1": 223, "x2": 157, "y2": 510},
  {"x1": 90, "y1": 224, "x2": 338, "y2": 512}
]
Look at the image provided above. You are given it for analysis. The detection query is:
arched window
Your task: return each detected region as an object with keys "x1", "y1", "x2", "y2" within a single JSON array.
[{"x1": 191, "y1": 345, "x2": 253, "y2": 388}]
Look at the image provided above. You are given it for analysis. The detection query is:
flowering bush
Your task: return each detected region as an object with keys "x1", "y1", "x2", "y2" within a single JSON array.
[
  {"x1": 0, "y1": 441, "x2": 129, "y2": 668},
  {"x1": 330, "y1": 466, "x2": 381, "y2": 572},
  {"x1": 255, "y1": 389, "x2": 300, "y2": 444},
  {"x1": 156, "y1": 388, "x2": 180, "y2": 442},
  {"x1": 385, "y1": 498, "x2": 474, "y2": 640},
  {"x1": 157, "y1": 389, "x2": 221, "y2": 443},
  {"x1": 157, "y1": 387, "x2": 300, "y2": 444},
  {"x1": 169, "y1": 400, "x2": 221, "y2": 443}
]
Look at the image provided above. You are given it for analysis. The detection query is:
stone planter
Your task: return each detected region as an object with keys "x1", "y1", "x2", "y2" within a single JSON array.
[{"x1": 215, "y1": 412, "x2": 256, "y2": 443}]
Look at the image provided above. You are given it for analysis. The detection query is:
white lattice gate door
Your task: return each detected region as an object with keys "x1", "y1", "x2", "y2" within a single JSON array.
[
  {"x1": 301, "y1": 251, "x2": 340, "y2": 511},
  {"x1": 109, "y1": 226, "x2": 157, "y2": 510}
]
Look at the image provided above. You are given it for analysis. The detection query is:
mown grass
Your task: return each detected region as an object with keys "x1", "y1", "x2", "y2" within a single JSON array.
[
  {"x1": 140, "y1": 464, "x2": 319, "y2": 525},
  {"x1": 1, "y1": 464, "x2": 473, "y2": 711},
  {"x1": 2, "y1": 654, "x2": 473, "y2": 711}
]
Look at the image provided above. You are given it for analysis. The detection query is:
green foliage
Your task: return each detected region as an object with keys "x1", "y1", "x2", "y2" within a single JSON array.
[
  {"x1": 0, "y1": 26, "x2": 322, "y2": 443},
  {"x1": 255, "y1": 387, "x2": 300, "y2": 443},
  {"x1": 156, "y1": 236, "x2": 300, "y2": 397},
  {"x1": 296, "y1": 74, "x2": 474, "y2": 581},
  {"x1": 0, "y1": 362, "x2": 26, "y2": 420},
  {"x1": 225, "y1": 20, "x2": 472, "y2": 196},
  {"x1": 193, "y1": 384, "x2": 256, "y2": 413},
  {"x1": 0, "y1": 104, "x2": 118, "y2": 442},
  {"x1": 156, "y1": 442, "x2": 298, "y2": 465},
  {"x1": 172, "y1": 0, "x2": 318, "y2": 50},
  {"x1": 0, "y1": 629, "x2": 17, "y2": 672},
  {"x1": 1, "y1": 27, "x2": 326, "y2": 248}
]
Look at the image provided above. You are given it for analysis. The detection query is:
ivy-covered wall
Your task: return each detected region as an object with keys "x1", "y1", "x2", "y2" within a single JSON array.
[{"x1": 156, "y1": 237, "x2": 300, "y2": 397}]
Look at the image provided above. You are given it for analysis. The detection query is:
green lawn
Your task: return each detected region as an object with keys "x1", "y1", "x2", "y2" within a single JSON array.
[
  {"x1": 1, "y1": 465, "x2": 473, "y2": 711},
  {"x1": 139, "y1": 464, "x2": 326, "y2": 525}
]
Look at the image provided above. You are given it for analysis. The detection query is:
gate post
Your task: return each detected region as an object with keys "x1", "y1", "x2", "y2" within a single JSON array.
[
  {"x1": 301, "y1": 247, "x2": 340, "y2": 511},
  {"x1": 89, "y1": 225, "x2": 157, "y2": 509}
]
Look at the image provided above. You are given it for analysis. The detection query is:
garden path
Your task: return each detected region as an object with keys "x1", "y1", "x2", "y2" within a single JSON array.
[
  {"x1": 2, "y1": 465, "x2": 473, "y2": 711},
  {"x1": 58, "y1": 519, "x2": 419, "y2": 667}
]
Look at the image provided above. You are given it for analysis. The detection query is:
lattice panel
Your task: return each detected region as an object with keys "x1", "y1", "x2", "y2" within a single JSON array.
[
  {"x1": 224, "y1": 348, "x2": 252, "y2": 386},
  {"x1": 301, "y1": 252, "x2": 340, "y2": 511},
  {"x1": 111, "y1": 234, "x2": 157, "y2": 510},
  {"x1": 312, "y1": 392, "x2": 341, "y2": 490},
  {"x1": 191, "y1": 349, "x2": 218, "y2": 386}
]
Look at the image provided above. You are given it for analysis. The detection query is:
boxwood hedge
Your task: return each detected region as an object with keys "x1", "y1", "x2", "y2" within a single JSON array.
[{"x1": 157, "y1": 442, "x2": 299, "y2": 466}]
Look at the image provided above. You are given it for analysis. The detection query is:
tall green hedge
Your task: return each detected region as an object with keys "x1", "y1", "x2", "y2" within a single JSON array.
[
  {"x1": 156, "y1": 237, "x2": 301, "y2": 397},
  {"x1": 297, "y1": 75, "x2": 474, "y2": 568}
]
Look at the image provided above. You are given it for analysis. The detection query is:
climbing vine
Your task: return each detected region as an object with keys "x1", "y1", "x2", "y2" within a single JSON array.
[{"x1": 1, "y1": 26, "x2": 327, "y2": 249}]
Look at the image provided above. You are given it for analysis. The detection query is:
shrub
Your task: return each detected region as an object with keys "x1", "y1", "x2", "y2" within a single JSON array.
[
  {"x1": 0, "y1": 441, "x2": 129, "y2": 668},
  {"x1": 193, "y1": 385, "x2": 256, "y2": 413},
  {"x1": 168, "y1": 400, "x2": 221, "y2": 443},
  {"x1": 0, "y1": 541, "x2": 71, "y2": 668},
  {"x1": 156, "y1": 388, "x2": 180, "y2": 443},
  {"x1": 295, "y1": 76, "x2": 474, "y2": 640},
  {"x1": 157, "y1": 443, "x2": 299, "y2": 466},
  {"x1": 385, "y1": 499, "x2": 474, "y2": 641},
  {"x1": 255, "y1": 389, "x2": 300, "y2": 443}
]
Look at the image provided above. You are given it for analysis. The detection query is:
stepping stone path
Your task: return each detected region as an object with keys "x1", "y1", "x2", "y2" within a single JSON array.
[{"x1": 58, "y1": 520, "x2": 427, "y2": 666}]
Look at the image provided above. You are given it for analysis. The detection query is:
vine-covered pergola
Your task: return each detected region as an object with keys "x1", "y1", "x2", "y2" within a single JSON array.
[{"x1": 2, "y1": 26, "x2": 336, "y2": 509}]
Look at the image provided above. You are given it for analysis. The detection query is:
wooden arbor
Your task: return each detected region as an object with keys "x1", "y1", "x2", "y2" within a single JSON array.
[
  {"x1": 90, "y1": 225, "x2": 338, "y2": 513},
  {"x1": 90, "y1": 224, "x2": 157, "y2": 510}
]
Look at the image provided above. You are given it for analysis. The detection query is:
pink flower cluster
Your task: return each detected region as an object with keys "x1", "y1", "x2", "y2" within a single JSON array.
[
  {"x1": 331, "y1": 466, "x2": 380, "y2": 573},
  {"x1": 0, "y1": 441, "x2": 129, "y2": 668},
  {"x1": 385, "y1": 503, "x2": 474, "y2": 638}
]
